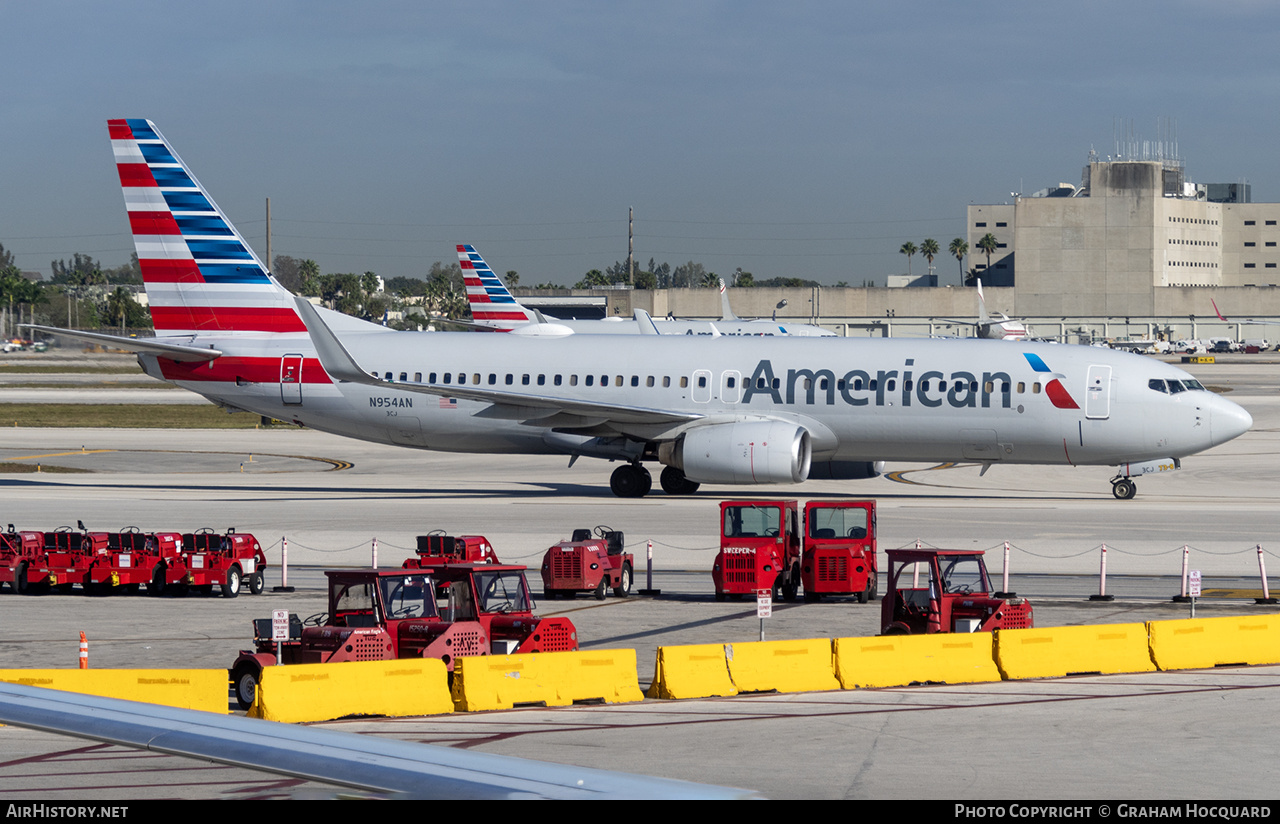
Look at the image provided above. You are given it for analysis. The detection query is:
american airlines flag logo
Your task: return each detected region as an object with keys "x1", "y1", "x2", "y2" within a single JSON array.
[{"x1": 439, "y1": 397, "x2": 457, "y2": 409}]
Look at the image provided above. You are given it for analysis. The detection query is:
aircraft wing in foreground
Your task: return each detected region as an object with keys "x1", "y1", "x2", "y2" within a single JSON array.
[{"x1": 0, "y1": 682, "x2": 752, "y2": 799}]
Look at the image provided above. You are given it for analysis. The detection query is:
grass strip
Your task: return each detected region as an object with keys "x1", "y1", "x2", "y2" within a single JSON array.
[{"x1": 0, "y1": 405, "x2": 293, "y2": 429}]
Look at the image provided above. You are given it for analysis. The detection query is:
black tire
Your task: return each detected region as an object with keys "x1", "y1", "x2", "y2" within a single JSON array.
[
  {"x1": 781, "y1": 565, "x2": 800, "y2": 602},
  {"x1": 249, "y1": 571, "x2": 265, "y2": 595},
  {"x1": 543, "y1": 589, "x2": 557, "y2": 600},
  {"x1": 614, "y1": 565, "x2": 632, "y2": 597},
  {"x1": 609, "y1": 464, "x2": 648, "y2": 498},
  {"x1": 231, "y1": 664, "x2": 259, "y2": 711},
  {"x1": 882, "y1": 623, "x2": 911, "y2": 636},
  {"x1": 1113, "y1": 479, "x2": 1137, "y2": 500},
  {"x1": 14, "y1": 562, "x2": 28, "y2": 595},
  {"x1": 224, "y1": 566, "x2": 242, "y2": 598},
  {"x1": 804, "y1": 589, "x2": 820, "y2": 603},
  {"x1": 149, "y1": 565, "x2": 166, "y2": 596},
  {"x1": 867, "y1": 571, "x2": 879, "y2": 601},
  {"x1": 593, "y1": 576, "x2": 607, "y2": 601},
  {"x1": 660, "y1": 466, "x2": 701, "y2": 496}
]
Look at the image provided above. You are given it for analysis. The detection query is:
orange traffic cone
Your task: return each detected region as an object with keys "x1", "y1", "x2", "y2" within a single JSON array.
[{"x1": 79, "y1": 632, "x2": 87, "y2": 669}]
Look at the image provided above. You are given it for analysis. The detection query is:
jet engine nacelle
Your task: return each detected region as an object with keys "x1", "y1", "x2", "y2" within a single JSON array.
[
  {"x1": 808, "y1": 460, "x2": 885, "y2": 480},
  {"x1": 666, "y1": 420, "x2": 812, "y2": 485}
]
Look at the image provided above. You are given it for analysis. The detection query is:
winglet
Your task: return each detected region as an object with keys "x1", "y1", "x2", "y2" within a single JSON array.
[
  {"x1": 718, "y1": 279, "x2": 739, "y2": 321},
  {"x1": 293, "y1": 297, "x2": 378, "y2": 385},
  {"x1": 633, "y1": 308, "x2": 661, "y2": 335}
]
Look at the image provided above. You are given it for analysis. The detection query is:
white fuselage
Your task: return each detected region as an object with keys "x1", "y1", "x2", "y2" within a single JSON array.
[{"x1": 141, "y1": 331, "x2": 1251, "y2": 469}]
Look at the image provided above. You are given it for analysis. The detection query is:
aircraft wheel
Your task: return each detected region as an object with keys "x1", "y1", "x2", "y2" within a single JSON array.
[
  {"x1": 1112, "y1": 478, "x2": 1137, "y2": 500},
  {"x1": 660, "y1": 466, "x2": 701, "y2": 495},
  {"x1": 610, "y1": 464, "x2": 649, "y2": 498}
]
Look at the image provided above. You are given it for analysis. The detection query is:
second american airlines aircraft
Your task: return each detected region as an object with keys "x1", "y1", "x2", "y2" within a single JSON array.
[{"x1": 56, "y1": 119, "x2": 1252, "y2": 500}]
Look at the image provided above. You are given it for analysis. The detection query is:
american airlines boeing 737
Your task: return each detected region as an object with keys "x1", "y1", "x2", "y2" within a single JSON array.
[{"x1": 32, "y1": 120, "x2": 1254, "y2": 500}]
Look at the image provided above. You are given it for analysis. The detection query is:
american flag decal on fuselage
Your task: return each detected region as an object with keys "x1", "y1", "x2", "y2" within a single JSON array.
[{"x1": 109, "y1": 119, "x2": 305, "y2": 335}]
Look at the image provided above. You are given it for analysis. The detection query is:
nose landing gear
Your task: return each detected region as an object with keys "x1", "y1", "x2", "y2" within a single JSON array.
[{"x1": 1110, "y1": 476, "x2": 1137, "y2": 500}]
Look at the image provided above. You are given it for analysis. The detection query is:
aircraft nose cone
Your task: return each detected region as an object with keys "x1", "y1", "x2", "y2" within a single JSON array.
[{"x1": 1211, "y1": 398, "x2": 1253, "y2": 446}]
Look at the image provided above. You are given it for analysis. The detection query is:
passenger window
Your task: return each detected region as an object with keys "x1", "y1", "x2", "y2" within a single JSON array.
[
  {"x1": 428, "y1": 372, "x2": 436, "y2": 383},
  {"x1": 586, "y1": 375, "x2": 594, "y2": 386},
  {"x1": 443, "y1": 373, "x2": 452, "y2": 384},
  {"x1": 413, "y1": 372, "x2": 421, "y2": 383},
  {"x1": 399, "y1": 372, "x2": 408, "y2": 382},
  {"x1": 569, "y1": 375, "x2": 578, "y2": 386},
  {"x1": 472, "y1": 374, "x2": 481, "y2": 385},
  {"x1": 646, "y1": 376, "x2": 654, "y2": 387},
  {"x1": 680, "y1": 377, "x2": 689, "y2": 388},
  {"x1": 522, "y1": 374, "x2": 530, "y2": 385},
  {"x1": 663, "y1": 377, "x2": 671, "y2": 388},
  {"x1": 1032, "y1": 383, "x2": 1041, "y2": 394},
  {"x1": 538, "y1": 375, "x2": 546, "y2": 386}
]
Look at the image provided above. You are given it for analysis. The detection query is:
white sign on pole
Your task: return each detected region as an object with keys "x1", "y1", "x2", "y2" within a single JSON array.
[
  {"x1": 272, "y1": 609, "x2": 291, "y2": 641},
  {"x1": 757, "y1": 590, "x2": 772, "y2": 618},
  {"x1": 1189, "y1": 570, "x2": 1202, "y2": 598}
]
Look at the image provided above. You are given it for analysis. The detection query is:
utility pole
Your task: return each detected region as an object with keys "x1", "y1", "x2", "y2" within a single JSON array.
[
  {"x1": 628, "y1": 207, "x2": 634, "y2": 286},
  {"x1": 265, "y1": 197, "x2": 272, "y2": 274}
]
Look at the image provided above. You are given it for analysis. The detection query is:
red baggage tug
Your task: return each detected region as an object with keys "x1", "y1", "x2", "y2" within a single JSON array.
[
  {"x1": 231, "y1": 551, "x2": 577, "y2": 710},
  {"x1": 714, "y1": 501, "x2": 802, "y2": 602},
  {"x1": 800, "y1": 500, "x2": 877, "y2": 603},
  {"x1": 541, "y1": 527, "x2": 633, "y2": 600},
  {"x1": 881, "y1": 547, "x2": 1032, "y2": 635}
]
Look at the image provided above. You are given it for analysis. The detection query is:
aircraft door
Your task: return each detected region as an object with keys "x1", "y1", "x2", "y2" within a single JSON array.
[
  {"x1": 280, "y1": 354, "x2": 304, "y2": 405},
  {"x1": 1085, "y1": 365, "x2": 1111, "y2": 420},
  {"x1": 720, "y1": 370, "x2": 742, "y2": 404}
]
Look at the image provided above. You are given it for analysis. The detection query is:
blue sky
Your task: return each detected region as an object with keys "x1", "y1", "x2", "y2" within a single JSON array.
[{"x1": 3, "y1": 1, "x2": 1278, "y2": 286}]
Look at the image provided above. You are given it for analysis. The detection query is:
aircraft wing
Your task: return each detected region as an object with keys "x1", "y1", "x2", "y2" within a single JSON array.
[
  {"x1": 0, "y1": 682, "x2": 751, "y2": 800},
  {"x1": 22, "y1": 324, "x2": 221, "y2": 362},
  {"x1": 295, "y1": 298, "x2": 701, "y2": 426}
]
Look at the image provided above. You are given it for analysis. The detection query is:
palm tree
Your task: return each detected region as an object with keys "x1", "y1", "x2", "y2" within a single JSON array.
[
  {"x1": 976, "y1": 233, "x2": 999, "y2": 278},
  {"x1": 949, "y1": 238, "x2": 968, "y2": 283},
  {"x1": 920, "y1": 238, "x2": 939, "y2": 278},
  {"x1": 899, "y1": 242, "x2": 918, "y2": 276}
]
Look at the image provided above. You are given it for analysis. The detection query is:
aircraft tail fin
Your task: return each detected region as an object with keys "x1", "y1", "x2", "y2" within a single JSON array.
[
  {"x1": 1212, "y1": 299, "x2": 1229, "y2": 322},
  {"x1": 457, "y1": 245, "x2": 539, "y2": 330},
  {"x1": 107, "y1": 119, "x2": 305, "y2": 336}
]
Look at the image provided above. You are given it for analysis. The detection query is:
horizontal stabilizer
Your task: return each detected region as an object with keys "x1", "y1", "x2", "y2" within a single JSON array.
[{"x1": 23, "y1": 324, "x2": 221, "y2": 362}]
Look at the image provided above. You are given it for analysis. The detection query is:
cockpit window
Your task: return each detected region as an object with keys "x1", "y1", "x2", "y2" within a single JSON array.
[
  {"x1": 1183, "y1": 379, "x2": 1205, "y2": 391},
  {"x1": 1148, "y1": 379, "x2": 1167, "y2": 393},
  {"x1": 1167, "y1": 380, "x2": 1186, "y2": 394}
]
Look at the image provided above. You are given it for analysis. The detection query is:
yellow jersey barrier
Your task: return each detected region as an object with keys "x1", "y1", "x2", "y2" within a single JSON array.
[
  {"x1": 252, "y1": 658, "x2": 452, "y2": 722},
  {"x1": 647, "y1": 643, "x2": 738, "y2": 699},
  {"x1": 995, "y1": 623, "x2": 1155, "y2": 680},
  {"x1": 725, "y1": 638, "x2": 840, "y2": 694},
  {"x1": 0, "y1": 669, "x2": 227, "y2": 713},
  {"x1": 834, "y1": 633, "x2": 1001, "y2": 689},
  {"x1": 1148, "y1": 614, "x2": 1280, "y2": 671},
  {"x1": 453, "y1": 649, "x2": 643, "y2": 712}
]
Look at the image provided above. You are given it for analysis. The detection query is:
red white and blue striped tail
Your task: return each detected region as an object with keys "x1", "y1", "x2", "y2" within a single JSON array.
[
  {"x1": 109, "y1": 119, "x2": 305, "y2": 336},
  {"x1": 457, "y1": 244, "x2": 538, "y2": 330}
]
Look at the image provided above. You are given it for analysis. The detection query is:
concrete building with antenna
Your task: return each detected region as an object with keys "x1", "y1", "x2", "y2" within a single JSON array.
[{"x1": 967, "y1": 145, "x2": 1279, "y2": 318}]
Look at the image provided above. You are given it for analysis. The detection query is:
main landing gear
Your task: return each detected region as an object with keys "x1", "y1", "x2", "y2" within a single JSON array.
[
  {"x1": 609, "y1": 464, "x2": 702, "y2": 498},
  {"x1": 1110, "y1": 476, "x2": 1137, "y2": 500}
]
